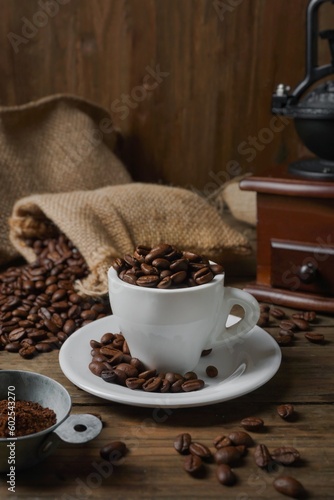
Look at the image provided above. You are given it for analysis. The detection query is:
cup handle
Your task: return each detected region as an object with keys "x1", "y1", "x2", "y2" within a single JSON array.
[{"x1": 210, "y1": 287, "x2": 260, "y2": 347}]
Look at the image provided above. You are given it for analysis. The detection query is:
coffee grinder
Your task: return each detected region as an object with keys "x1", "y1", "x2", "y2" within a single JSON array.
[{"x1": 240, "y1": 0, "x2": 334, "y2": 312}]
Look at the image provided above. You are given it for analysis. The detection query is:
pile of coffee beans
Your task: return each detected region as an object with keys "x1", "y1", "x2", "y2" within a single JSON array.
[
  {"x1": 89, "y1": 331, "x2": 208, "y2": 393},
  {"x1": 113, "y1": 243, "x2": 224, "y2": 288},
  {"x1": 257, "y1": 305, "x2": 325, "y2": 346},
  {"x1": 174, "y1": 405, "x2": 306, "y2": 498},
  {"x1": 0, "y1": 234, "x2": 111, "y2": 357}
]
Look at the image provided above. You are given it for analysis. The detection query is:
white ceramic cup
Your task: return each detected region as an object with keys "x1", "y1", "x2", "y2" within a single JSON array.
[{"x1": 108, "y1": 265, "x2": 260, "y2": 373}]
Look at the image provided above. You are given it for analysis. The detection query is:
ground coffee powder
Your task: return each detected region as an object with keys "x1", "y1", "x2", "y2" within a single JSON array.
[{"x1": 0, "y1": 399, "x2": 56, "y2": 437}]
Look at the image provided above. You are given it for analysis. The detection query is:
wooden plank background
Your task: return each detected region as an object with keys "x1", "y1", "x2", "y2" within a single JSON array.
[{"x1": 1, "y1": 0, "x2": 334, "y2": 189}]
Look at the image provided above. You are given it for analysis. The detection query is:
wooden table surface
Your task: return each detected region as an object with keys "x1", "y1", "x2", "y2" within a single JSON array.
[{"x1": 1, "y1": 285, "x2": 333, "y2": 500}]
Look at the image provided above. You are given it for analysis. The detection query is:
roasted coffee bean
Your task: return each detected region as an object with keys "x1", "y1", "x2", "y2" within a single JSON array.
[
  {"x1": 257, "y1": 313, "x2": 270, "y2": 327},
  {"x1": 100, "y1": 441, "x2": 127, "y2": 462},
  {"x1": 216, "y1": 463, "x2": 236, "y2": 486},
  {"x1": 171, "y1": 270, "x2": 187, "y2": 285},
  {"x1": 214, "y1": 446, "x2": 243, "y2": 466},
  {"x1": 271, "y1": 446, "x2": 300, "y2": 465},
  {"x1": 63, "y1": 319, "x2": 76, "y2": 335},
  {"x1": 152, "y1": 258, "x2": 170, "y2": 269},
  {"x1": 142, "y1": 376, "x2": 162, "y2": 392},
  {"x1": 213, "y1": 435, "x2": 232, "y2": 449},
  {"x1": 189, "y1": 442, "x2": 212, "y2": 461},
  {"x1": 206, "y1": 365, "x2": 218, "y2": 378},
  {"x1": 280, "y1": 320, "x2": 297, "y2": 332},
  {"x1": 228, "y1": 431, "x2": 253, "y2": 447},
  {"x1": 157, "y1": 276, "x2": 172, "y2": 289},
  {"x1": 114, "y1": 244, "x2": 223, "y2": 288},
  {"x1": 138, "y1": 369, "x2": 157, "y2": 380},
  {"x1": 114, "y1": 363, "x2": 138, "y2": 378},
  {"x1": 136, "y1": 275, "x2": 160, "y2": 287},
  {"x1": 35, "y1": 342, "x2": 53, "y2": 353},
  {"x1": 182, "y1": 379, "x2": 205, "y2": 392},
  {"x1": 89, "y1": 361, "x2": 110, "y2": 377},
  {"x1": 302, "y1": 311, "x2": 316, "y2": 322},
  {"x1": 292, "y1": 318, "x2": 309, "y2": 331},
  {"x1": 125, "y1": 377, "x2": 146, "y2": 390},
  {"x1": 8, "y1": 327, "x2": 26, "y2": 342},
  {"x1": 100, "y1": 370, "x2": 117, "y2": 383},
  {"x1": 193, "y1": 266, "x2": 214, "y2": 285},
  {"x1": 100, "y1": 333, "x2": 115, "y2": 345},
  {"x1": 174, "y1": 433, "x2": 192, "y2": 454},
  {"x1": 183, "y1": 371, "x2": 198, "y2": 381},
  {"x1": 273, "y1": 476, "x2": 306, "y2": 498},
  {"x1": 19, "y1": 345, "x2": 36, "y2": 358},
  {"x1": 240, "y1": 417, "x2": 264, "y2": 431},
  {"x1": 304, "y1": 332, "x2": 325, "y2": 344},
  {"x1": 277, "y1": 335, "x2": 294, "y2": 346},
  {"x1": 5, "y1": 342, "x2": 21, "y2": 352},
  {"x1": 210, "y1": 263, "x2": 224, "y2": 275},
  {"x1": 279, "y1": 329, "x2": 295, "y2": 338},
  {"x1": 170, "y1": 379, "x2": 184, "y2": 393},
  {"x1": 254, "y1": 444, "x2": 272, "y2": 468},
  {"x1": 183, "y1": 454, "x2": 203, "y2": 476},
  {"x1": 277, "y1": 404, "x2": 295, "y2": 420},
  {"x1": 164, "y1": 372, "x2": 183, "y2": 384},
  {"x1": 160, "y1": 379, "x2": 171, "y2": 392},
  {"x1": 271, "y1": 307, "x2": 285, "y2": 319}
]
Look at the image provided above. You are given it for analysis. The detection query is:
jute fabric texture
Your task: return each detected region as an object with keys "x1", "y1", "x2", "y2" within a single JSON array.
[
  {"x1": 0, "y1": 94, "x2": 131, "y2": 264},
  {"x1": 9, "y1": 183, "x2": 251, "y2": 296}
]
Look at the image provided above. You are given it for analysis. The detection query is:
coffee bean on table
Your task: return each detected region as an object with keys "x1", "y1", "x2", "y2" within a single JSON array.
[
  {"x1": 214, "y1": 446, "x2": 243, "y2": 466},
  {"x1": 174, "y1": 433, "x2": 192, "y2": 454},
  {"x1": 100, "y1": 441, "x2": 127, "y2": 462},
  {"x1": 228, "y1": 431, "x2": 253, "y2": 447},
  {"x1": 277, "y1": 404, "x2": 295, "y2": 420},
  {"x1": 273, "y1": 476, "x2": 306, "y2": 498},
  {"x1": 271, "y1": 446, "x2": 300, "y2": 465},
  {"x1": 240, "y1": 417, "x2": 264, "y2": 431},
  {"x1": 280, "y1": 320, "x2": 297, "y2": 332},
  {"x1": 304, "y1": 332, "x2": 325, "y2": 344},
  {"x1": 254, "y1": 444, "x2": 272, "y2": 468},
  {"x1": 271, "y1": 308, "x2": 285, "y2": 319},
  {"x1": 189, "y1": 442, "x2": 212, "y2": 461},
  {"x1": 183, "y1": 453, "x2": 204, "y2": 477},
  {"x1": 213, "y1": 435, "x2": 232, "y2": 449},
  {"x1": 216, "y1": 463, "x2": 236, "y2": 486},
  {"x1": 292, "y1": 318, "x2": 309, "y2": 331}
]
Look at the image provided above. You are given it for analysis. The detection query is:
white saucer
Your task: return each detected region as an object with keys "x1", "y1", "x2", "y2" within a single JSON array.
[{"x1": 59, "y1": 315, "x2": 281, "y2": 408}]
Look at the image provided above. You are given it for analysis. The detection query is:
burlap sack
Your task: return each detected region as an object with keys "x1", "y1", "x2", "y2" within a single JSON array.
[
  {"x1": 210, "y1": 175, "x2": 257, "y2": 226},
  {"x1": 9, "y1": 183, "x2": 251, "y2": 296},
  {"x1": 0, "y1": 94, "x2": 131, "y2": 265}
]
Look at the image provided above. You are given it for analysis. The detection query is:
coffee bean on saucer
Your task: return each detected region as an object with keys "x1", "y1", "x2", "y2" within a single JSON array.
[{"x1": 206, "y1": 365, "x2": 218, "y2": 378}]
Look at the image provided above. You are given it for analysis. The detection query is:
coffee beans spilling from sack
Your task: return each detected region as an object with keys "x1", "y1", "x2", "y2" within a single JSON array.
[
  {"x1": 113, "y1": 244, "x2": 224, "y2": 288},
  {"x1": 0, "y1": 234, "x2": 111, "y2": 357},
  {"x1": 89, "y1": 331, "x2": 206, "y2": 393}
]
